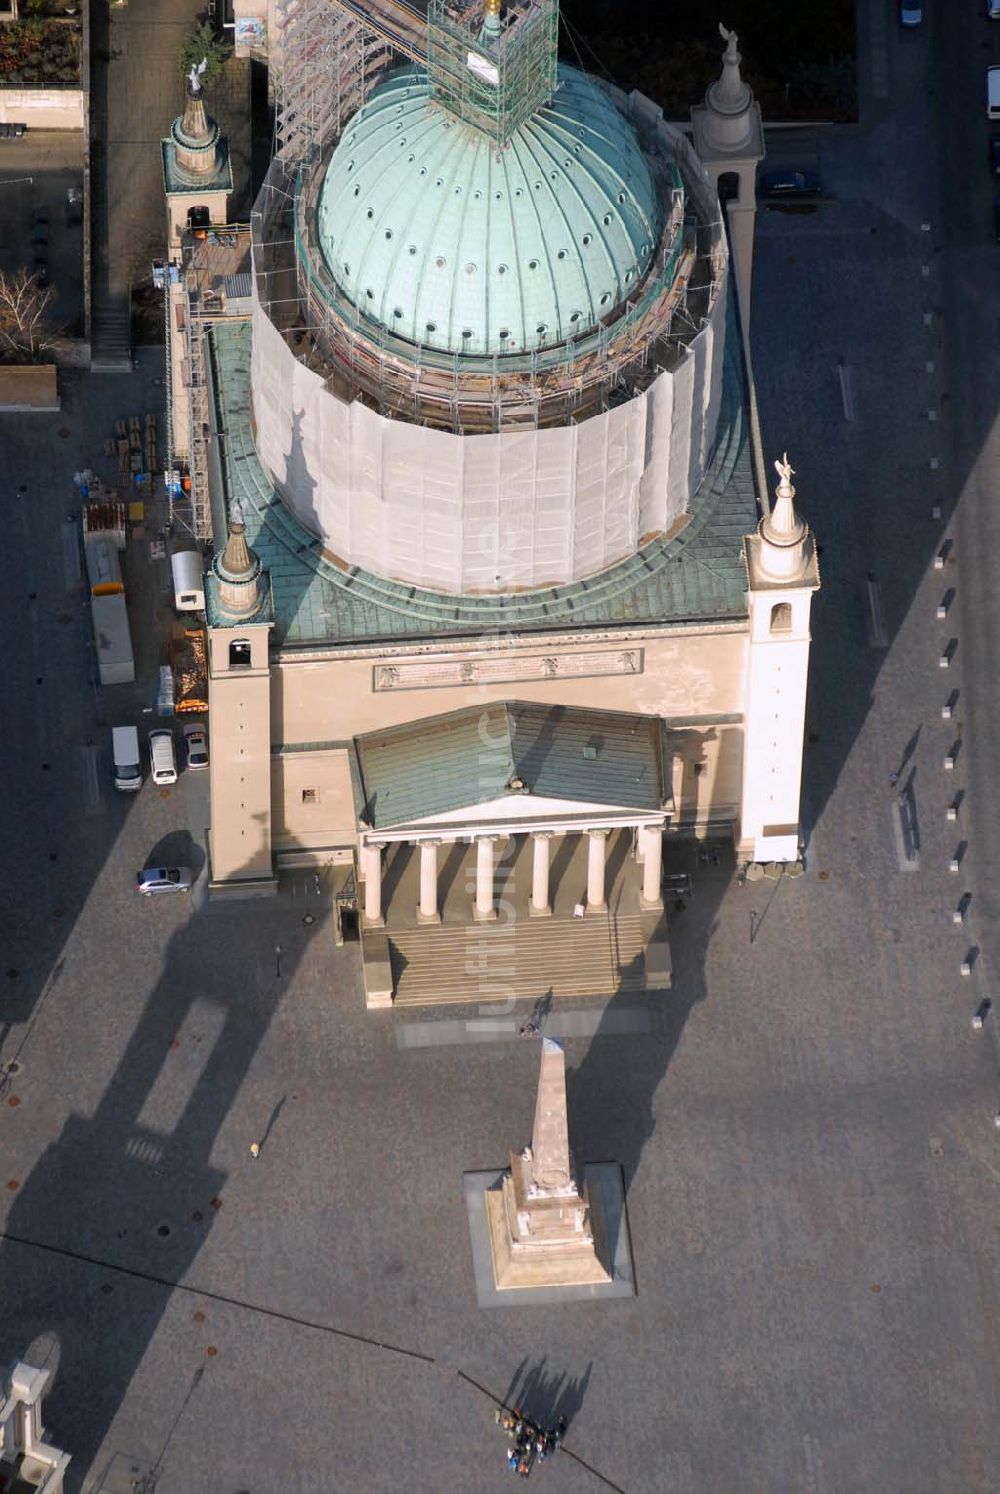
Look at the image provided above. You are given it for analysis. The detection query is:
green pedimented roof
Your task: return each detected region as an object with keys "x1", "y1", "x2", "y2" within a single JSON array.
[
  {"x1": 354, "y1": 701, "x2": 668, "y2": 829},
  {"x1": 204, "y1": 307, "x2": 755, "y2": 648},
  {"x1": 315, "y1": 63, "x2": 665, "y2": 356}
]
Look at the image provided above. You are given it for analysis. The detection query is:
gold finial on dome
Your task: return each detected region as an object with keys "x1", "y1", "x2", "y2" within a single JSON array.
[{"x1": 484, "y1": 0, "x2": 501, "y2": 14}]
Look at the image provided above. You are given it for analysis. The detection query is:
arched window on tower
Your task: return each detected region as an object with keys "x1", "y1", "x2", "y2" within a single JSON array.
[
  {"x1": 718, "y1": 171, "x2": 740, "y2": 206},
  {"x1": 770, "y1": 602, "x2": 792, "y2": 634}
]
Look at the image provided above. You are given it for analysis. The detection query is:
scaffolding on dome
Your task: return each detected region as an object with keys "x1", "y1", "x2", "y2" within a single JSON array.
[
  {"x1": 272, "y1": 0, "x2": 559, "y2": 162},
  {"x1": 426, "y1": 0, "x2": 558, "y2": 146},
  {"x1": 273, "y1": 0, "x2": 392, "y2": 162},
  {"x1": 251, "y1": 126, "x2": 726, "y2": 434},
  {"x1": 259, "y1": 0, "x2": 728, "y2": 432}
]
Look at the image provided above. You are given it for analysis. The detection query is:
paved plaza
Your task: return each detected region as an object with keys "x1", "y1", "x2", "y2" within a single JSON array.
[{"x1": 2, "y1": 3, "x2": 1000, "y2": 1491}]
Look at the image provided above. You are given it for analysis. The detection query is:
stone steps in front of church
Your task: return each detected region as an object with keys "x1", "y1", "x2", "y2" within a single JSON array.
[{"x1": 387, "y1": 911, "x2": 661, "y2": 1006}]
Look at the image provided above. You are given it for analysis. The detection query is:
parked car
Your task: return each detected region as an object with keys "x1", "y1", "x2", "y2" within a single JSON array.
[
  {"x1": 148, "y1": 728, "x2": 177, "y2": 786},
  {"x1": 989, "y1": 66, "x2": 1000, "y2": 120},
  {"x1": 136, "y1": 866, "x2": 193, "y2": 896},
  {"x1": 183, "y1": 721, "x2": 209, "y2": 772},
  {"x1": 991, "y1": 137, "x2": 1000, "y2": 176},
  {"x1": 760, "y1": 169, "x2": 821, "y2": 201},
  {"x1": 899, "y1": 1, "x2": 922, "y2": 25},
  {"x1": 112, "y1": 725, "x2": 142, "y2": 792}
]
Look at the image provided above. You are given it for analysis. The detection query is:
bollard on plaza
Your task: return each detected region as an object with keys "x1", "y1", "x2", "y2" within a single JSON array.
[
  {"x1": 931, "y1": 504, "x2": 941, "y2": 520},
  {"x1": 946, "y1": 804, "x2": 958, "y2": 822},
  {"x1": 972, "y1": 999, "x2": 991, "y2": 1030},
  {"x1": 949, "y1": 856, "x2": 960, "y2": 873},
  {"x1": 943, "y1": 751, "x2": 956, "y2": 771},
  {"x1": 934, "y1": 548, "x2": 947, "y2": 571},
  {"x1": 936, "y1": 600, "x2": 949, "y2": 620},
  {"x1": 960, "y1": 961, "x2": 972, "y2": 978},
  {"x1": 941, "y1": 701, "x2": 953, "y2": 720}
]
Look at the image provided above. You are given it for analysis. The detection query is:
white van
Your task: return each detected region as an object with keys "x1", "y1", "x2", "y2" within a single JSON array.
[
  {"x1": 112, "y1": 725, "x2": 142, "y2": 792},
  {"x1": 989, "y1": 66, "x2": 1000, "y2": 118},
  {"x1": 170, "y1": 550, "x2": 205, "y2": 612},
  {"x1": 148, "y1": 729, "x2": 178, "y2": 786}
]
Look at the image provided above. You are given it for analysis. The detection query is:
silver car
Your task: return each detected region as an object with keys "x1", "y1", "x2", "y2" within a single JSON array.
[
  {"x1": 183, "y1": 721, "x2": 209, "y2": 772},
  {"x1": 137, "y1": 866, "x2": 193, "y2": 896}
]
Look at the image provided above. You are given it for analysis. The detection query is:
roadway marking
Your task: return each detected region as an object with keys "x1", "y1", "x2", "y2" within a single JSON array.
[
  {"x1": 396, "y1": 1006, "x2": 652, "y2": 1049},
  {"x1": 869, "y1": 0, "x2": 889, "y2": 98},
  {"x1": 80, "y1": 744, "x2": 104, "y2": 816},
  {"x1": 866, "y1": 574, "x2": 888, "y2": 648},
  {"x1": 61, "y1": 521, "x2": 81, "y2": 590},
  {"x1": 891, "y1": 793, "x2": 920, "y2": 872},
  {"x1": 838, "y1": 363, "x2": 856, "y2": 422}
]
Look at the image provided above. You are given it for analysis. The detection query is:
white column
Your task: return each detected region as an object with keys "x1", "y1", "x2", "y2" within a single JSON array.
[
  {"x1": 639, "y1": 823, "x2": 663, "y2": 909},
  {"x1": 418, "y1": 839, "x2": 441, "y2": 924},
  {"x1": 586, "y1": 829, "x2": 608, "y2": 911},
  {"x1": 474, "y1": 835, "x2": 498, "y2": 921},
  {"x1": 363, "y1": 842, "x2": 383, "y2": 925},
  {"x1": 530, "y1": 831, "x2": 553, "y2": 917}
]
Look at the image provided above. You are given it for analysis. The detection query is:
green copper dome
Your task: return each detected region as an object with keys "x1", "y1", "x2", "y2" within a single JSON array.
[{"x1": 315, "y1": 64, "x2": 664, "y2": 357}]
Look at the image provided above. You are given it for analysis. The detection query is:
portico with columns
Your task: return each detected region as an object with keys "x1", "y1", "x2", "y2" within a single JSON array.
[{"x1": 353, "y1": 702, "x2": 670, "y2": 949}]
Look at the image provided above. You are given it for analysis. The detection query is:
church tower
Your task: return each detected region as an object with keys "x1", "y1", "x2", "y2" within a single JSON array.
[
  {"x1": 205, "y1": 511, "x2": 277, "y2": 895},
  {"x1": 161, "y1": 64, "x2": 233, "y2": 252},
  {"x1": 739, "y1": 456, "x2": 820, "y2": 865},
  {"x1": 691, "y1": 22, "x2": 765, "y2": 322}
]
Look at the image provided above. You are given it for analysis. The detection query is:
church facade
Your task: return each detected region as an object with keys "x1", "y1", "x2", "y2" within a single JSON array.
[{"x1": 165, "y1": 1, "x2": 819, "y2": 1006}]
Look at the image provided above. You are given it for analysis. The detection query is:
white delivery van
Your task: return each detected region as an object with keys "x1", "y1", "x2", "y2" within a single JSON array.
[
  {"x1": 989, "y1": 67, "x2": 1000, "y2": 118},
  {"x1": 171, "y1": 549, "x2": 205, "y2": 612},
  {"x1": 148, "y1": 729, "x2": 178, "y2": 786},
  {"x1": 112, "y1": 725, "x2": 142, "y2": 792}
]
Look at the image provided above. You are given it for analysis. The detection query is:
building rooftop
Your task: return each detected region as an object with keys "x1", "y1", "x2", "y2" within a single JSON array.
[
  {"x1": 205, "y1": 308, "x2": 756, "y2": 650},
  {"x1": 354, "y1": 700, "x2": 669, "y2": 829},
  {"x1": 315, "y1": 63, "x2": 665, "y2": 357}
]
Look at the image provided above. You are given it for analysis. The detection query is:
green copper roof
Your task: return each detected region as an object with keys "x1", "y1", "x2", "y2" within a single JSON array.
[
  {"x1": 315, "y1": 64, "x2": 663, "y2": 356},
  {"x1": 355, "y1": 702, "x2": 668, "y2": 829}
]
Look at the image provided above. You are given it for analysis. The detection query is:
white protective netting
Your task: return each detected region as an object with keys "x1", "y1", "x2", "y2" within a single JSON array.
[{"x1": 251, "y1": 276, "x2": 728, "y2": 594}]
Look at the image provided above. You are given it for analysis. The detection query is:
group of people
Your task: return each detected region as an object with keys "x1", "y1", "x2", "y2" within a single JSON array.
[{"x1": 495, "y1": 1407, "x2": 567, "y2": 1478}]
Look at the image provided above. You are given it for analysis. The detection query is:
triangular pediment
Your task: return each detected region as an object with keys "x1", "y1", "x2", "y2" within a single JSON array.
[
  {"x1": 402, "y1": 790, "x2": 655, "y2": 830},
  {"x1": 354, "y1": 700, "x2": 669, "y2": 831}
]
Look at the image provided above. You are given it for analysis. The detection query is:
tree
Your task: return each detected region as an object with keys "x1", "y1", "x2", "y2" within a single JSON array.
[
  {"x1": 177, "y1": 21, "x2": 231, "y2": 87},
  {"x1": 0, "y1": 269, "x2": 61, "y2": 362}
]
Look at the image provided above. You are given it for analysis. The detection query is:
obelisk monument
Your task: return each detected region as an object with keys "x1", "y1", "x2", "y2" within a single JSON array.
[{"x1": 487, "y1": 1037, "x2": 611, "y2": 1289}]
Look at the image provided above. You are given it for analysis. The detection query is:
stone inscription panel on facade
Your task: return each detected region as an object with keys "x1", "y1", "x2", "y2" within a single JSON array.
[{"x1": 372, "y1": 649, "x2": 644, "y2": 692}]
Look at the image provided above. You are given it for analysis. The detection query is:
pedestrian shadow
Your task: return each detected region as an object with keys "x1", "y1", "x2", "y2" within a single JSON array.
[
  {"x1": 258, "y1": 1093, "x2": 287, "y2": 1152},
  {"x1": 500, "y1": 1355, "x2": 592, "y2": 1436}
]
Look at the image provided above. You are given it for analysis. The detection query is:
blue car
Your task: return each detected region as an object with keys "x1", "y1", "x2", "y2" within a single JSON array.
[
  {"x1": 760, "y1": 170, "x2": 821, "y2": 201},
  {"x1": 900, "y1": 1, "x2": 922, "y2": 25}
]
